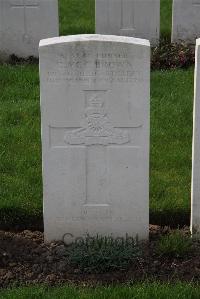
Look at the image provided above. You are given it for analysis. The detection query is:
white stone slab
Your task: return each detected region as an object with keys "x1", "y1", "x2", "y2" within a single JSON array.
[
  {"x1": 39, "y1": 34, "x2": 150, "y2": 242},
  {"x1": 191, "y1": 38, "x2": 200, "y2": 234},
  {"x1": 172, "y1": 0, "x2": 200, "y2": 43},
  {"x1": 95, "y1": 0, "x2": 160, "y2": 46},
  {"x1": 0, "y1": 0, "x2": 59, "y2": 60}
]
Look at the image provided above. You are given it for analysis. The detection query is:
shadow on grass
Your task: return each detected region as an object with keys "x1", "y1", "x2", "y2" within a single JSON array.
[
  {"x1": 0, "y1": 208, "x2": 190, "y2": 232},
  {"x1": 150, "y1": 210, "x2": 190, "y2": 228},
  {"x1": 0, "y1": 208, "x2": 43, "y2": 231}
]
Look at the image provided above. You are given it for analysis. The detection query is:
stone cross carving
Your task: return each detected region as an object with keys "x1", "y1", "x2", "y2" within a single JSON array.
[
  {"x1": 10, "y1": 0, "x2": 39, "y2": 42},
  {"x1": 60, "y1": 90, "x2": 130, "y2": 209},
  {"x1": 120, "y1": 0, "x2": 135, "y2": 36}
]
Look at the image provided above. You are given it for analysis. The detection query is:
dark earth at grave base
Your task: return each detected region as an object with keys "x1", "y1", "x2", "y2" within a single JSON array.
[{"x1": 1, "y1": 226, "x2": 200, "y2": 288}]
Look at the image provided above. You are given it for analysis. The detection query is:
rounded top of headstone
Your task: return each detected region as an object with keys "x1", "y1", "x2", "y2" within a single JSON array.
[{"x1": 39, "y1": 34, "x2": 150, "y2": 48}]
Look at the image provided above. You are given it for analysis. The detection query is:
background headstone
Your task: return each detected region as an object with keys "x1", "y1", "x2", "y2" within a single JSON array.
[
  {"x1": 95, "y1": 0, "x2": 160, "y2": 46},
  {"x1": 172, "y1": 0, "x2": 200, "y2": 43},
  {"x1": 0, "y1": 0, "x2": 59, "y2": 60},
  {"x1": 39, "y1": 34, "x2": 150, "y2": 242},
  {"x1": 191, "y1": 38, "x2": 200, "y2": 234}
]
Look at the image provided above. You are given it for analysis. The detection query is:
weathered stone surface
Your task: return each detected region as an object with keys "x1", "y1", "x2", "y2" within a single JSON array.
[
  {"x1": 95, "y1": 0, "x2": 160, "y2": 46},
  {"x1": 0, "y1": 0, "x2": 59, "y2": 60},
  {"x1": 39, "y1": 35, "x2": 150, "y2": 242},
  {"x1": 172, "y1": 0, "x2": 200, "y2": 43}
]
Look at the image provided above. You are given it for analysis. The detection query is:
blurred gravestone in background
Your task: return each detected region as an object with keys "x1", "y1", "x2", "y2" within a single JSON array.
[
  {"x1": 95, "y1": 0, "x2": 160, "y2": 46},
  {"x1": 172, "y1": 0, "x2": 200, "y2": 43},
  {"x1": 0, "y1": 0, "x2": 59, "y2": 60}
]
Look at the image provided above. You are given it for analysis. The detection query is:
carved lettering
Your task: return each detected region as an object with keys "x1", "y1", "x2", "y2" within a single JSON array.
[{"x1": 46, "y1": 50, "x2": 143, "y2": 84}]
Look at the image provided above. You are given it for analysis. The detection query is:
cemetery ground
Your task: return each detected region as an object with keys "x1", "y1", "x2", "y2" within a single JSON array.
[{"x1": 2, "y1": 0, "x2": 200, "y2": 297}]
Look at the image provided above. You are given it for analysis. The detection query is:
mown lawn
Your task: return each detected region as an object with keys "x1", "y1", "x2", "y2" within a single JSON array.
[
  {"x1": 0, "y1": 0, "x2": 190, "y2": 228},
  {"x1": 0, "y1": 65, "x2": 42, "y2": 228},
  {"x1": 151, "y1": 68, "x2": 193, "y2": 225},
  {"x1": 1, "y1": 283, "x2": 200, "y2": 299},
  {"x1": 160, "y1": 0, "x2": 172, "y2": 40}
]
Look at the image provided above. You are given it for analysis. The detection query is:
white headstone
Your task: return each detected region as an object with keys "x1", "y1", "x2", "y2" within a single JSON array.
[
  {"x1": 95, "y1": 0, "x2": 160, "y2": 46},
  {"x1": 172, "y1": 0, "x2": 200, "y2": 43},
  {"x1": 39, "y1": 34, "x2": 150, "y2": 242},
  {"x1": 191, "y1": 38, "x2": 200, "y2": 234},
  {"x1": 0, "y1": 0, "x2": 59, "y2": 60}
]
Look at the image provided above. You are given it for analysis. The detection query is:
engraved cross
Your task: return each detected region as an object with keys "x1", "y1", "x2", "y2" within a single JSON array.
[
  {"x1": 10, "y1": 0, "x2": 39, "y2": 42},
  {"x1": 64, "y1": 90, "x2": 130, "y2": 212},
  {"x1": 120, "y1": 0, "x2": 135, "y2": 36}
]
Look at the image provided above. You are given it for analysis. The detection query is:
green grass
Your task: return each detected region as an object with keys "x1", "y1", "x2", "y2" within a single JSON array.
[
  {"x1": 0, "y1": 66, "x2": 194, "y2": 228},
  {"x1": 157, "y1": 230, "x2": 192, "y2": 258},
  {"x1": 58, "y1": 0, "x2": 172, "y2": 39},
  {"x1": 59, "y1": 0, "x2": 95, "y2": 35},
  {"x1": 65, "y1": 235, "x2": 140, "y2": 273},
  {"x1": 1, "y1": 283, "x2": 200, "y2": 299},
  {"x1": 160, "y1": 0, "x2": 172, "y2": 40},
  {"x1": 0, "y1": 65, "x2": 42, "y2": 229},
  {"x1": 150, "y1": 68, "x2": 193, "y2": 225}
]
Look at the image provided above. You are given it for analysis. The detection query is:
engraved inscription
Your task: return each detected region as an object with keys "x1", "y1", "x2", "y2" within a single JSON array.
[
  {"x1": 65, "y1": 90, "x2": 130, "y2": 146},
  {"x1": 46, "y1": 51, "x2": 143, "y2": 84},
  {"x1": 10, "y1": 0, "x2": 39, "y2": 43},
  {"x1": 82, "y1": 204, "x2": 111, "y2": 219}
]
